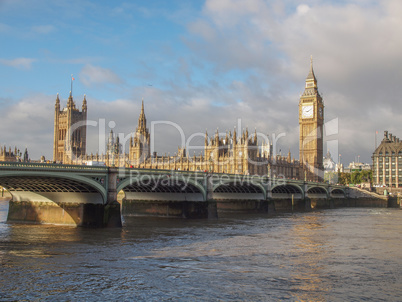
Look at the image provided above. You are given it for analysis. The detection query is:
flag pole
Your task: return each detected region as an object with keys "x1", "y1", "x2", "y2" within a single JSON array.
[{"x1": 71, "y1": 74, "x2": 73, "y2": 96}]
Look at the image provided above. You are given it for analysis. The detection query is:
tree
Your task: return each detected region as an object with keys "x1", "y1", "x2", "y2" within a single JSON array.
[
  {"x1": 351, "y1": 170, "x2": 361, "y2": 184},
  {"x1": 360, "y1": 170, "x2": 372, "y2": 183},
  {"x1": 339, "y1": 172, "x2": 351, "y2": 185}
]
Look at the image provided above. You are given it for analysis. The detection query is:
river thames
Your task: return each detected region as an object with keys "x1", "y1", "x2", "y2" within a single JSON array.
[{"x1": 1, "y1": 200, "x2": 401, "y2": 301}]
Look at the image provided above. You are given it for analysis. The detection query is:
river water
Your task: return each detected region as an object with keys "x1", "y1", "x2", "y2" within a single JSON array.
[{"x1": 0, "y1": 200, "x2": 401, "y2": 301}]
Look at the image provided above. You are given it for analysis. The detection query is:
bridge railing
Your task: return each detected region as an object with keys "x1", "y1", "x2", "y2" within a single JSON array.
[
  {"x1": 0, "y1": 161, "x2": 108, "y2": 172},
  {"x1": 0, "y1": 162, "x2": 348, "y2": 191}
]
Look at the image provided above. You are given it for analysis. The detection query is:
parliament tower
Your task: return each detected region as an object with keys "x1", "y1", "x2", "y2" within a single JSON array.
[
  {"x1": 53, "y1": 92, "x2": 87, "y2": 163},
  {"x1": 299, "y1": 57, "x2": 324, "y2": 181},
  {"x1": 129, "y1": 100, "x2": 150, "y2": 164}
]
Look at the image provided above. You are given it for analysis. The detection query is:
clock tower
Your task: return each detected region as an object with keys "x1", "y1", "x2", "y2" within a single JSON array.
[{"x1": 299, "y1": 57, "x2": 324, "y2": 181}]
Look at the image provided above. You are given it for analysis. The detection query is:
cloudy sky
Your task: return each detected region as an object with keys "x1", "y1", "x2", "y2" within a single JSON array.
[{"x1": 1, "y1": 0, "x2": 401, "y2": 166}]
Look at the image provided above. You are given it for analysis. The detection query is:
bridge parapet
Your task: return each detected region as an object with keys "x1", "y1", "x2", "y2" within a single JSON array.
[{"x1": 0, "y1": 161, "x2": 108, "y2": 172}]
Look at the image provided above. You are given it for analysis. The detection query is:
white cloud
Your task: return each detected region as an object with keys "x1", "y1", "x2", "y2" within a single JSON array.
[
  {"x1": 181, "y1": 0, "x2": 402, "y2": 164},
  {"x1": 0, "y1": 94, "x2": 54, "y2": 160},
  {"x1": 2, "y1": 0, "x2": 402, "y2": 166},
  {"x1": 79, "y1": 64, "x2": 123, "y2": 87},
  {"x1": 296, "y1": 4, "x2": 310, "y2": 15},
  {"x1": 0, "y1": 57, "x2": 36, "y2": 69}
]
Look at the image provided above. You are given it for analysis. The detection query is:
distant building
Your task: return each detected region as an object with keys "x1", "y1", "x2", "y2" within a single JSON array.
[
  {"x1": 372, "y1": 130, "x2": 402, "y2": 187},
  {"x1": 323, "y1": 151, "x2": 336, "y2": 171},
  {"x1": 53, "y1": 92, "x2": 87, "y2": 163},
  {"x1": 299, "y1": 56, "x2": 324, "y2": 181},
  {"x1": 323, "y1": 150, "x2": 343, "y2": 184},
  {"x1": 343, "y1": 162, "x2": 371, "y2": 173},
  {"x1": 0, "y1": 146, "x2": 29, "y2": 162},
  {"x1": 53, "y1": 59, "x2": 325, "y2": 180},
  {"x1": 80, "y1": 100, "x2": 303, "y2": 178}
]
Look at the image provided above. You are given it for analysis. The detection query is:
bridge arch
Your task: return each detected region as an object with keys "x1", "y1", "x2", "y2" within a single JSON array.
[
  {"x1": 271, "y1": 183, "x2": 304, "y2": 199},
  {"x1": 330, "y1": 188, "x2": 346, "y2": 198},
  {"x1": 0, "y1": 171, "x2": 107, "y2": 203},
  {"x1": 117, "y1": 173, "x2": 207, "y2": 201},
  {"x1": 213, "y1": 181, "x2": 266, "y2": 199},
  {"x1": 306, "y1": 186, "x2": 329, "y2": 199}
]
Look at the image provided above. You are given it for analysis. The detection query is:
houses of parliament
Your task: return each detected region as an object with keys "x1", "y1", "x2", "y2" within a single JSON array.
[{"x1": 51, "y1": 60, "x2": 324, "y2": 181}]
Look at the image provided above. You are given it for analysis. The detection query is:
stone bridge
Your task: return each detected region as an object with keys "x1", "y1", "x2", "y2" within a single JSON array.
[{"x1": 0, "y1": 162, "x2": 348, "y2": 227}]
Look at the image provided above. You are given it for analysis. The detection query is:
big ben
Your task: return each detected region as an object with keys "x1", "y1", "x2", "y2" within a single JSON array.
[{"x1": 299, "y1": 57, "x2": 324, "y2": 181}]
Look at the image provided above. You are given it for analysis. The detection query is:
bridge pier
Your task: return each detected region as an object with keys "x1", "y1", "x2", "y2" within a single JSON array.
[
  {"x1": 122, "y1": 199, "x2": 213, "y2": 218},
  {"x1": 105, "y1": 169, "x2": 122, "y2": 227},
  {"x1": 310, "y1": 198, "x2": 335, "y2": 209},
  {"x1": 7, "y1": 199, "x2": 117, "y2": 227},
  {"x1": 5, "y1": 167, "x2": 122, "y2": 227}
]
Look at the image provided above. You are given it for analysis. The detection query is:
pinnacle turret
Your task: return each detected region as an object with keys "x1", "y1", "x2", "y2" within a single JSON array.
[
  {"x1": 67, "y1": 91, "x2": 75, "y2": 109},
  {"x1": 137, "y1": 98, "x2": 147, "y2": 130},
  {"x1": 306, "y1": 55, "x2": 317, "y2": 82},
  {"x1": 302, "y1": 55, "x2": 320, "y2": 96},
  {"x1": 82, "y1": 94, "x2": 87, "y2": 111}
]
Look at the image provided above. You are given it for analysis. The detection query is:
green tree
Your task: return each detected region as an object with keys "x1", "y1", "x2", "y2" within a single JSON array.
[
  {"x1": 339, "y1": 172, "x2": 351, "y2": 185},
  {"x1": 360, "y1": 170, "x2": 372, "y2": 183},
  {"x1": 351, "y1": 170, "x2": 362, "y2": 184}
]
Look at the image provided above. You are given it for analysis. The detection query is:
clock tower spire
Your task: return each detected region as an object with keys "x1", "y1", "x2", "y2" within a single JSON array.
[{"x1": 299, "y1": 56, "x2": 324, "y2": 181}]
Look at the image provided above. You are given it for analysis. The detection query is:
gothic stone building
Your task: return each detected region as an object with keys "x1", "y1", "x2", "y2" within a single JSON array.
[
  {"x1": 54, "y1": 59, "x2": 324, "y2": 180},
  {"x1": 94, "y1": 100, "x2": 302, "y2": 178},
  {"x1": 299, "y1": 57, "x2": 324, "y2": 181},
  {"x1": 372, "y1": 131, "x2": 402, "y2": 187},
  {"x1": 0, "y1": 146, "x2": 29, "y2": 162},
  {"x1": 53, "y1": 92, "x2": 87, "y2": 164}
]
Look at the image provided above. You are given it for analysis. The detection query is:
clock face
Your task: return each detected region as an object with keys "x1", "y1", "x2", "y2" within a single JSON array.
[{"x1": 302, "y1": 105, "x2": 314, "y2": 118}]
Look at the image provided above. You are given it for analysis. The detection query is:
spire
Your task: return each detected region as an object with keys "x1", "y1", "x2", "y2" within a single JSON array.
[
  {"x1": 55, "y1": 93, "x2": 60, "y2": 110},
  {"x1": 306, "y1": 55, "x2": 316, "y2": 81},
  {"x1": 67, "y1": 91, "x2": 74, "y2": 109},
  {"x1": 82, "y1": 94, "x2": 87, "y2": 111},
  {"x1": 305, "y1": 55, "x2": 318, "y2": 89},
  {"x1": 254, "y1": 128, "x2": 257, "y2": 144},
  {"x1": 137, "y1": 98, "x2": 147, "y2": 129},
  {"x1": 23, "y1": 148, "x2": 29, "y2": 162}
]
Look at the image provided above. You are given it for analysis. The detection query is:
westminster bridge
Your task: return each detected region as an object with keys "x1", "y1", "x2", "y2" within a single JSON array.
[{"x1": 0, "y1": 162, "x2": 349, "y2": 227}]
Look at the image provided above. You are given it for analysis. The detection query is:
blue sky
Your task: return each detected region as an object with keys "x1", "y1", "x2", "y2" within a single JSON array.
[{"x1": 1, "y1": 0, "x2": 402, "y2": 166}]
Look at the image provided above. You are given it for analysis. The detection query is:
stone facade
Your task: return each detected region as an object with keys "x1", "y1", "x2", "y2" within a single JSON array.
[
  {"x1": 372, "y1": 131, "x2": 402, "y2": 187},
  {"x1": 53, "y1": 60, "x2": 326, "y2": 180},
  {"x1": 0, "y1": 146, "x2": 29, "y2": 162},
  {"x1": 299, "y1": 57, "x2": 324, "y2": 181},
  {"x1": 83, "y1": 108, "x2": 302, "y2": 178},
  {"x1": 53, "y1": 93, "x2": 87, "y2": 164}
]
